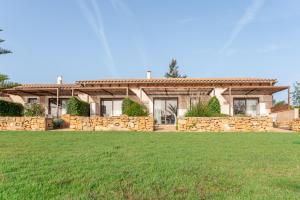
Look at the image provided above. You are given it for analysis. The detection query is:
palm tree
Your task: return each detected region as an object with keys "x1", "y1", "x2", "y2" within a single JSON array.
[
  {"x1": 0, "y1": 74, "x2": 19, "y2": 92},
  {"x1": 0, "y1": 29, "x2": 12, "y2": 55}
]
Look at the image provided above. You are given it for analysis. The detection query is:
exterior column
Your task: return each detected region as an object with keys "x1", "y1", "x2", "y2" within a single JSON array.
[
  {"x1": 71, "y1": 88, "x2": 74, "y2": 97},
  {"x1": 56, "y1": 88, "x2": 59, "y2": 118},
  {"x1": 126, "y1": 87, "x2": 129, "y2": 97}
]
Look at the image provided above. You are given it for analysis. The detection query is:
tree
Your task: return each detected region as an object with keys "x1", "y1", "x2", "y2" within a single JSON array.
[
  {"x1": 0, "y1": 74, "x2": 19, "y2": 92},
  {"x1": 0, "y1": 29, "x2": 11, "y2": 55},
  {"x1": 292, "y1": 82, "x2": 300, "y2": 107},
  {"x1": 165, "y1": 58, "x2": 187, "y2": 78}
]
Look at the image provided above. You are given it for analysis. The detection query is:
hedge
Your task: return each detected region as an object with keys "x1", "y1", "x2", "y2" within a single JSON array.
[
  {"x1": 122, "y1": 98, "x2": 148, "y2": 116},
  {"x1": 67, "y1": 97, "x2": 90, "y2": 116},
  {"x1": 0, "y1": 100, "x2": 24, "y2": 116}
]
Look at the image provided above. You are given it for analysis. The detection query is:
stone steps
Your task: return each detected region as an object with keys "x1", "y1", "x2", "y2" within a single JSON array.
[{"x1": 154, "y1": 125, "x2": 177, "y2": 132}]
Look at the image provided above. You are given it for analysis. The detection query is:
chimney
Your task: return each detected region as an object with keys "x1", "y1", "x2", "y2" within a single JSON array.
[
  {"x1": 146, "y1": 71, "x2": 151, "y2": 79},
  {"x1": 57, "y1": 76, "x2": 63, "y2": 84}
]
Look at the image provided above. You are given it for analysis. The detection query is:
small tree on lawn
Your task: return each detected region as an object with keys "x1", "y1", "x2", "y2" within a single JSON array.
[
  {"x1": 292, "y1": 82, "x2": 300, "y2": 107},
  {"x1": 0, "y1": 29, "x2": 12, "y2": 55},
  {"x1": 165, "y1": 58, "x2": 187, "y2": 78}
]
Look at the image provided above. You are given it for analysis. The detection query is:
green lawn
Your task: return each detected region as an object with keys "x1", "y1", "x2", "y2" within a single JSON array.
[{"x1": 0, "y1": 132, "x2": 300, "y2": 200}]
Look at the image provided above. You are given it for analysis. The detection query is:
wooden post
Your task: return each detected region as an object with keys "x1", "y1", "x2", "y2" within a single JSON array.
[
  {"x1": 229, "y1": 87, "x2": 232, "y2": 116},
  {"x1": 56, "y1": 88, "x2": 59, "y2": 118}
]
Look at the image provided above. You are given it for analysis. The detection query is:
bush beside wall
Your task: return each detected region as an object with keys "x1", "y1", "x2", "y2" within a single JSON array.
[
  {"x1": 122, "y1": 98, "x2": 148, "y2": 116},
  {"x1": 24, "y1": 103, "x2": 45, "y2": 116},
  {"x1": 67, "y1": 97, "x2": 90, "y2": 116},
  {"x1": 208, "y1": 96, "x2": 221, "y2": 114},
  {"x1": 0, "y1": 100, "x2": 24, "y2": 116}
]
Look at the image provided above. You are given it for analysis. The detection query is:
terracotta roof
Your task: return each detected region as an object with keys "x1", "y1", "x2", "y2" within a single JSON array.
[
  {"x1": 3, "y1": 78, "x2": 278, "y2": 91},
  {"x1": 76, "y1": 78, "x2": 277, "y2": 85},
  {"x1": 9, "y1": 84, "x2": 78, "y2": 90}
]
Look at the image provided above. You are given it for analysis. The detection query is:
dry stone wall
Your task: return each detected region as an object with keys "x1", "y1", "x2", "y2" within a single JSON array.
[
  {"x1": 69, "y1": 115, "x2": 154, "y2": 131},
  {"x1": 291, "y1": 119, "x2": 300, "y2": 132},
  {"x1": 178, "y1": 117, "x2": 273, "y2": 132},
  {"x1": 0, "y1": 117, "x2": 48, "y2": 131}
]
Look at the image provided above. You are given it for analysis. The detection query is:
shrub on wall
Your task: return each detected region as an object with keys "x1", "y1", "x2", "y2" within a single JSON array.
[
  {"x1": 67, "y1": 97, "x2": 90, "y2": 116},
  {"x1": 24, "y1": 103, "x2": 45, "y2": 116},
  {"x1": 0, "y1": 100, "x2": 24, "y2": 116},
  {"x1": 185, "y1": 98, "x2": 227, "y2": 117},
  {"x1": 208, "y1": 96, "x2": 221, "y2": 114},
  {"x1": 122, "y1": 98, "x2": 148, "y2": 116},
  {"x1": 185, "y1": 101, "x2": 213, "y2": 117}
]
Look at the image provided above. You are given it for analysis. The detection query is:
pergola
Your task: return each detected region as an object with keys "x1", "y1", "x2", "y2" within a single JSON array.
[
  {"x1": 141, "y1": 87, "x2": 214, "y2": 96},
  {"x1": 222, "y1": 86, "x2": 290, "y2": 115},
  {"x1": 3, "y1": 84, "x2": 134, "y2": 117}
]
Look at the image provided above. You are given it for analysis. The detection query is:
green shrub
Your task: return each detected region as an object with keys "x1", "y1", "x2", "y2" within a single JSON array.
[
  {"x1": 122, "y1": 98, "x2": 148, "y2": 116},
  {"x1": 0, "y1": 100, "x2": 24, "y2": 116},
  {"x1": 67, "y1": 97, "x2": 90, "y2": 116},
  {"x1": 274, "y1": 100, "x2": 286, "y2": 107},
  {"x1": 185, "y1": 101, "x2": 213, "y2": 117},
  {"x1": 185, "y1": 99, "x2": 227, "y2": 117},
  {"x1": 53, "y1": 118, "x2": 64, "y2": 129},
  {"x1": 208, "y1": 96, "x2": 221, "y2": 114},
  {"x1": 24, "y1": 103, "x2": 45, "y2": 116}
]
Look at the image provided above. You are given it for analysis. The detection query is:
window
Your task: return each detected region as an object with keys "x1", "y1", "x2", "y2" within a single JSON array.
[
  {"x1": 27, "y1": 98, "x2": 38, "y2": 104},
  {"x1": 101, "y1": 99, "x2": 123, "y2": 117},
  {"x1": 233, "y1": 98, "x2": 259, "y2": 116},
  {"x1": 48, "y1": 98, "x2": 69, "y2": 116}
]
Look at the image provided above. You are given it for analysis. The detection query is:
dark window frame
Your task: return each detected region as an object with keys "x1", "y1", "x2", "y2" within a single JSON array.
[
  {"x1": 233, "y1": 98, "x2": 259, "y2": 116},
  {"x1": 100, "y1": 98, "x2": 124, "y2": 117},
  {"x1": 27, "y1": 97, "x2": 39, "y2": 104}
]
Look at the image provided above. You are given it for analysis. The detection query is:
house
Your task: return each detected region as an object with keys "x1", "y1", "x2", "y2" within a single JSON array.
[{"x1": 2, "y1": 72, "x2": 290, "y2": 126}]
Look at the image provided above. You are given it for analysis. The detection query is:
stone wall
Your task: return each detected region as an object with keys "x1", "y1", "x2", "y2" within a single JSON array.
[
  {"x1": 178, "y1": 117, "x2": 273, "y2": 132},
  {"x1": 291, "y1": 119, "x2": 300, "y2": 132},
  {"x1": 0, "y1": 117, "x2": 48, "y2": 131},
  {"x1": 69, "y1": 115, "x2": 154, "y2": 131}
]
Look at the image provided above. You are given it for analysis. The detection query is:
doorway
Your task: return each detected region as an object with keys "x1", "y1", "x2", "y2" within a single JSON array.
[{"x1": 153, "y1": 98, "x2": 178, "y2": 125}]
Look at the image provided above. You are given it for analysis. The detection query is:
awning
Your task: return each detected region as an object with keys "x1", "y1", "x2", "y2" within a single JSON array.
[
  {"x1": 142, "y1": 87, "x2": 214, "y2": 96},
  {"x1": 222, "y1": 86, "x2": 289, "y2": 95}
]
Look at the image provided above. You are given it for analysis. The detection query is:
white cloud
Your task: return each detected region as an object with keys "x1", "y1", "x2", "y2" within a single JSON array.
[
  {"x1": 77, "y1": 0, "x2": 118, "y2": 77},
  {"x1": 220, "y1": 0, "x2": 266, "y2": 54}
]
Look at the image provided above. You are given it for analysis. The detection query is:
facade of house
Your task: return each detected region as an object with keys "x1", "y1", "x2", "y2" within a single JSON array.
[{"x1": 2, "y1": 73, "x2": 290, "y2": 125}]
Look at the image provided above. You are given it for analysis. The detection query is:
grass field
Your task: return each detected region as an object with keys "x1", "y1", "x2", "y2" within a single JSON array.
[{"x1": 0, "y1": 131, "x2": 300, "y2": 199}]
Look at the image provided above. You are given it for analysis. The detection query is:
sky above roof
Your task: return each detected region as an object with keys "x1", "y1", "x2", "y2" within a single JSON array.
[{"x1": 0, "y1": 0, "x2": 299, "y2": 100}]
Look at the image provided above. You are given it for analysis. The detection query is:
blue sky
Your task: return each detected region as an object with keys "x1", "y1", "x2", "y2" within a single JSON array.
[{"x1": 0, "y1": 0, "x2": 299, "y2": 99}]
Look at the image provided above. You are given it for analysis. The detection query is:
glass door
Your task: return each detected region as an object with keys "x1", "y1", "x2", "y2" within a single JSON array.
[
  {"x1": 154, "y1": 98, "x2": 178, "y2": 125},
  {"x1": 100, "y1": 99, "x2": 123, "y2": 117},
  {"x1": 246, "y1": 99, "x2": 259, "y2": 116}
]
